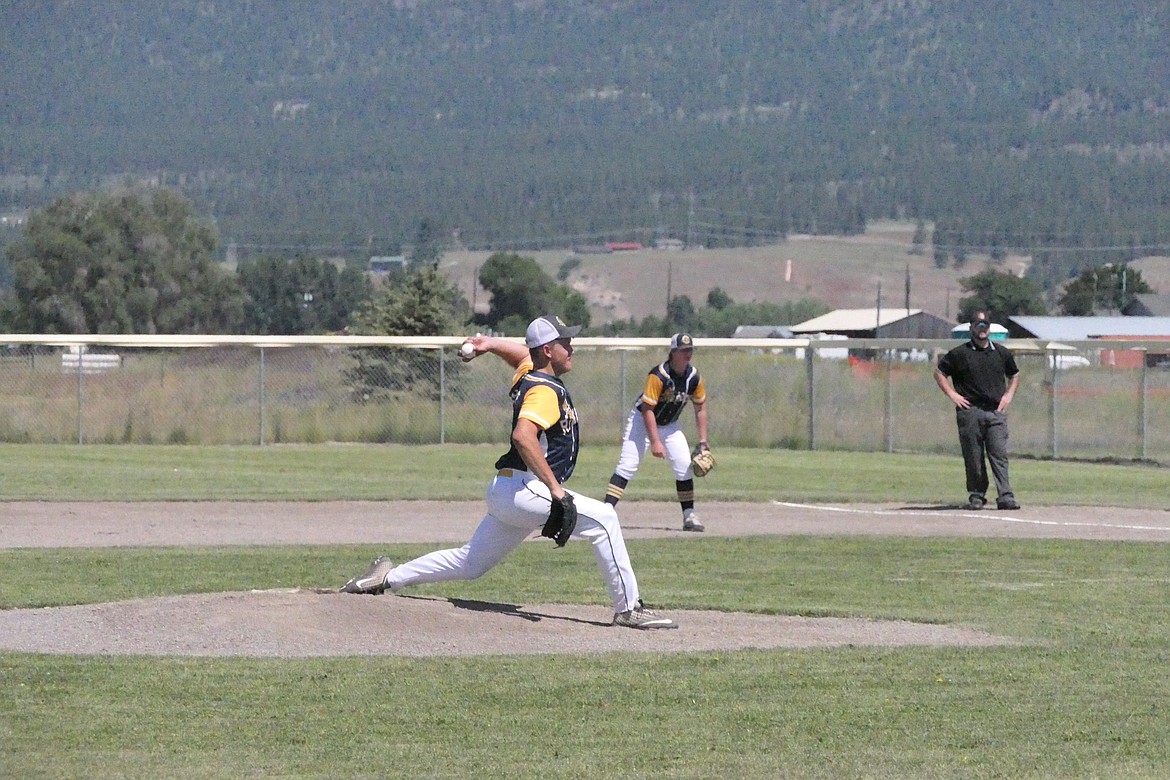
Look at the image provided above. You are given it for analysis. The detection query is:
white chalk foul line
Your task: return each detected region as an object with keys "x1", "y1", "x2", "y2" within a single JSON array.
[{"x1": 771, "y1": 501, "x2": 1170, "y2": 534}]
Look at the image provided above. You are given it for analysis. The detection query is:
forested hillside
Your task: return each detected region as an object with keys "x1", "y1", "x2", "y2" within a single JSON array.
[{"x1": 3, "y1": 1, "x2": 1169, "y2": 289}]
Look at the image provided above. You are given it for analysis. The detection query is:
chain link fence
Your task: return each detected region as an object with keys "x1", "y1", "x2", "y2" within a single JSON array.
[{"x1": 1, "y1": 336, "x2": 1167, "y2": 462}]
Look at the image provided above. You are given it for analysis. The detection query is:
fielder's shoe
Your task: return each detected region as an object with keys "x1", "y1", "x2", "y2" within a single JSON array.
[
  {"x1": 613, "y1": 600, "x2": 678, "y2": 630},
  {"x1": 682, "y1": 513, "x2": 705, "y2": 532},
  {"x1": 964, "y1": 495, "x2": 986, "y2": 511},
  {"x1": 997, "y1": 497, "x2": 1021, "y2": 510},
  {"x1": 340, "y1": 556, "x2": 393, "y2": 595}
]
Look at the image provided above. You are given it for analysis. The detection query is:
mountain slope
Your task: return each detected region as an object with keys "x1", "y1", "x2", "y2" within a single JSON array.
[{"x1": 2, "y1": 1, "x2": 1169, "y2": 278}]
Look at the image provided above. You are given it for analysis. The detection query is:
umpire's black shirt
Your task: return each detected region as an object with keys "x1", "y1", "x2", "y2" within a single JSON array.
[{"x1": 937, "y1": 340, "x2": 1020, "y2": 411}]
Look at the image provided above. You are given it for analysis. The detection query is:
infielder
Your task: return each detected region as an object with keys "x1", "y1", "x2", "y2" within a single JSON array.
[
  {"x1": 604, "y1": 332, "x2": 710, "y2": 532},
  {"x1": 340, "y1": 314, "x2": 677, "y2": 630}
]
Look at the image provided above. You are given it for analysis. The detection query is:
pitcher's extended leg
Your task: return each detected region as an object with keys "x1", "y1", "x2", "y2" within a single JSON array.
[{"x1": 386, "y1": 514, "x2": 531, "y2": 591}]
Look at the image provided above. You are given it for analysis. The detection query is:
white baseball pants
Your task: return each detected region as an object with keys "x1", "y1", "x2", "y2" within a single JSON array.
[
  {"x1": 385, "y1": 469, "x2": 642, "y2": 614},
  {"x1": 614, "y1": 408, "x2": 693, "y2": 481}
]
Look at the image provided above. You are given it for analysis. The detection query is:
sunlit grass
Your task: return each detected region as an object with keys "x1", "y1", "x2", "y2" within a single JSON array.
[
  {"x1": 0, "y1": 443, "x2": 1163, "y2": 506},
  {"x1": 3, "y1": 536, "x2": 1170, "y2": 778}
]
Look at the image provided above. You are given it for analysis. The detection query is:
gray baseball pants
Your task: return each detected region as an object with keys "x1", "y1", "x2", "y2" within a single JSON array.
[{"x1": 955, "y1": 407, "x2": 1014, "y2": 502}]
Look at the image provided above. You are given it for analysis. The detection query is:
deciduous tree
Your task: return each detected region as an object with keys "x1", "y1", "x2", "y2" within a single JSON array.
[
  {"x1": 477, "y1": 252, "x2": 590, "y2": 335},
  {"x1": 1057, "y1": 264, "x2": 1152, "y2": 315},
  {"x1": 237, "y1": 254, "x2": 371, "y2": 334},
  {"x1": 957, "y1": 269, "x2": 1047, "y2": 323},
  {"x1": 3, "y1": 188, "x2": 243, "y2": 333}
]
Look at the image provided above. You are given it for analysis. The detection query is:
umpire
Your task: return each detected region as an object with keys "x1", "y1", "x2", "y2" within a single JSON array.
[{"x1": 934, "y1": 310, "x2": 1021, "y2": 511}]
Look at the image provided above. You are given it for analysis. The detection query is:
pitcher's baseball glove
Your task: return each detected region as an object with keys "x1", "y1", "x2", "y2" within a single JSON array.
[
  {"x1": 541, "y1": 494, "x2": 577, "y2": 547},
  {"x1": 691, "y1": 445, "x2": 715, "y2": 477}
]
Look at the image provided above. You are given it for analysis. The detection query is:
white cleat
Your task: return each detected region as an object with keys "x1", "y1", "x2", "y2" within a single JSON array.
[
  {"x1": 340, "y1": 556, "x2": 393, "y2": 595},
  {"x1": 613, "y1": 600, "x2": 678, "y2": 630}
]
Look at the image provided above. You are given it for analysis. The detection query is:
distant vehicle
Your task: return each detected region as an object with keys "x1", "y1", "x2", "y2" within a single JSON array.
[
  {"x1": 794, "y1": 333, "x2": 848, "y2": 361},
  {"x1": 1048, "y1": 354, "x2": 1091, "y2": 370}
]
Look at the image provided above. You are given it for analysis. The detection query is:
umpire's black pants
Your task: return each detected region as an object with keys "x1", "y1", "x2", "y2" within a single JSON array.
[{"x1": 955, "y1": 407, "x2": 1014, "y2": 502}]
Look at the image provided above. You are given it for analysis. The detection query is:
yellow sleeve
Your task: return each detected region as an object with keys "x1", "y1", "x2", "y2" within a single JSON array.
[
  {"x1": 693, "y1": 376, "x2": 707, "y2": 405},
  {"x1": 510, "y1": 357, "x2": 534, "y2": 386},
  {"x1": 640, "y1": 373, "x2": 664, "y2": 408},
  {"x1": 518, "y1": 384, "x2": 561, "y2": 430}
]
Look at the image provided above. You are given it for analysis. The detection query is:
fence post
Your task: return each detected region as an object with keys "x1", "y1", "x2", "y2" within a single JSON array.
[
  {"x1": 619, "y1": 350, "x2": 627, "y2": 438},
  {"x1": 1048, "y1": 349, "x2": 1058, "y2": 459},
  {"x1": 76, "y1": 346, "x2": 85, "y2": 444},
  {"x1": 258, "y1": 347, "x2": 266, "y2": 446},
  {"x1": 805, "y1": 347, "x2": 815, "y2": 450},
  {"x1": 439, "y1": 347, "x2": 446, "y2": 445},
  {"x1": 1139, "y1": 350, "x2": 1148, "y2": 460},
  {"x1": 884, "y1": 349, "x2": 894, "y2": 453}
]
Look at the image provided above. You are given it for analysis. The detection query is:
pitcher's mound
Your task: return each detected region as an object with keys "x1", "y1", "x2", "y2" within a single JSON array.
[{"x1": 0, "y1": 589, "x2": 1014, "y2": 657}]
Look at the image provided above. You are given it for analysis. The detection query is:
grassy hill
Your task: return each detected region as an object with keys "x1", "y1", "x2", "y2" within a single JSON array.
[
  {"x1": 444, "y1": 222, "x2": 1170, "y2": 328},
  {"x1": 442, "y1": 222, "x2": 1006, "y2": 326},
  {"x1": 4, "y1": 1, "x2": 1170, "y2": 280}
]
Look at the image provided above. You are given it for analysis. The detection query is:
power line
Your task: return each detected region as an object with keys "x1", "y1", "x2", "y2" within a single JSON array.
[
  {"x1": 934, "y1": 242, "x2": 1170, "y2": 253},
  {"x1": 225, "y1": 226, "x2": 1170, "y2": 257}
]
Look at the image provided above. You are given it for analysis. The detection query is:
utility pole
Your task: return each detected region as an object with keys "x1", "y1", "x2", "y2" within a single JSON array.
[
  {"x1": 904, "y1": 264, "x2": 911, "y2": 311},
  {"x1": 666, "y1": 260, "x2": 673, "y2": 321},
  {"x1": 686, "y1": 189, "x2": 695, "y2": 249}
]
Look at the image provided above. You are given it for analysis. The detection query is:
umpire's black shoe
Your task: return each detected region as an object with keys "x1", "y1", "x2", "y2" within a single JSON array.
[
  {"x1": 996, "y1": 498, "x2": 1021, "y2": 510},
  {"x1": 964, "y1": 495, "x2": 986, "y2": 511}
]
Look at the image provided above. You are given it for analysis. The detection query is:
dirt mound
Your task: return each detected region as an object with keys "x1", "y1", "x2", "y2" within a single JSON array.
[{"x1": 0, "y1": 589, "x2": 1012, "y2": 658}]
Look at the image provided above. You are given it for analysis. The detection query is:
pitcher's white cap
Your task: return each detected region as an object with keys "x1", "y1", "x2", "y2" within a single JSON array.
[{"x1": 526, "y1": 315, "x2": 582, "y2": 348}]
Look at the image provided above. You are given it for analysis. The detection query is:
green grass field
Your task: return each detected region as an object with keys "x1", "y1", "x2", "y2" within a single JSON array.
[
  {"x1": 2, "y1": 445, "x2": 1168, "y2": 778},
  {"x1": 0, "y1": 443, "x2": 1166, "y2": 506}
]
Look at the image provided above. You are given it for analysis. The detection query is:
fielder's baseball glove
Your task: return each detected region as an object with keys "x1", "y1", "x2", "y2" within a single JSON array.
[
  {"x1": 542, "y1": 493, "x2": 577, "y2": 547},
  {"x1": 691, "y1": 445, "x2": 716, "y2": 477}
]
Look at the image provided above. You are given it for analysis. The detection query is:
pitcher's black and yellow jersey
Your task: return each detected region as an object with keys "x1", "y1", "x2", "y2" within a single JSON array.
[
  {"x1": 636, "y1": 362, "x2": 706, "y2": 426},
  {"x1": 495, "y1": 358, "x2": 580, "y2": 483}
]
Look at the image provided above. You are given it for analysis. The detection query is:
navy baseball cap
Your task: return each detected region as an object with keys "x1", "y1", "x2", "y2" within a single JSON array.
[
  {"x1": 669, "y1": 333, "x2": 694, "y2": 351},
  {"x1": 525, "y1": 315, "x2": 582, "y2": 348}
]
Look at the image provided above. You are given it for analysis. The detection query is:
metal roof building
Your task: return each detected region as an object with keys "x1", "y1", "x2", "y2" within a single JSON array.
[
  {"x1": 790, "y1": 308, "x2": 954, "y2": 338},
  {"x1": 731, "y1": 325, "x2": 794, "y2": 339},
  {"x1": 1008, "y1": 316, "x2": 1170, "y2": 340}
]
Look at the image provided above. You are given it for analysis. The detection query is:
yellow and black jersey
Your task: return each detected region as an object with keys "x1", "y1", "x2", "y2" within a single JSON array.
[
  {"x1": 636, "y1": 362, "x2": 706, "y2": 426},
  {"x1": 494, "y1": 358, "x2": 580, "y2": 483}
]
